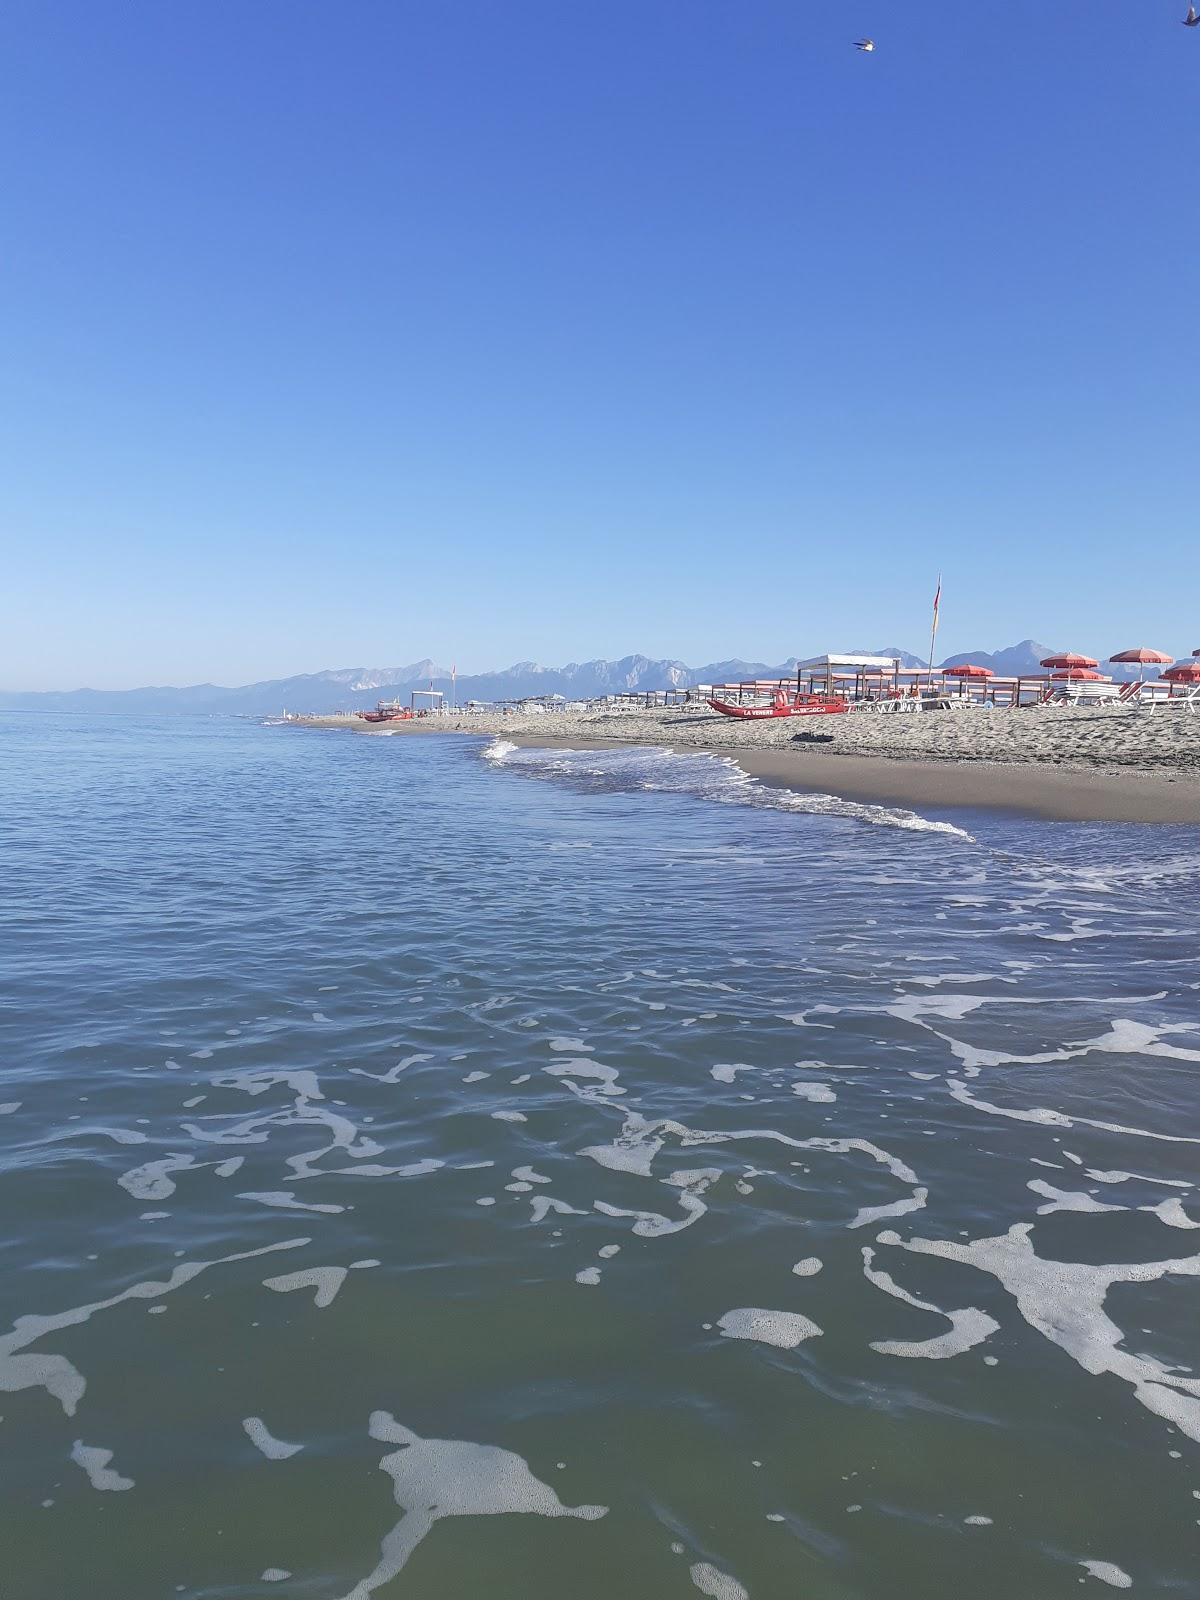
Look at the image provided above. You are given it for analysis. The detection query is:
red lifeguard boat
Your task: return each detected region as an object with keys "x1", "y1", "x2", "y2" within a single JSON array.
[
  {"x1": 360, "y1": 700, "x2": 414, "y2": 723},
  {"x1": 707, "y1": 689, "x2": 849, "y2": 720}
]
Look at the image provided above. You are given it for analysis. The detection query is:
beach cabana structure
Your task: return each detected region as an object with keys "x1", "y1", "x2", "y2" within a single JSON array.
[
  {"x1": 795, "y1": 654, "x2": 901, "y2": 702},
  {"x1": 707, "y1": 676, "x2": 796, "y2": 706}
]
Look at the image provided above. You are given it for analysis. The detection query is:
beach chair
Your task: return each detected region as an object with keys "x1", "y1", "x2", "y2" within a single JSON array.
[
  {"x1": 1153, "y1": 686, "x2": 1200, "y2": 715},
  {"x1": 1132, "y1": 683, "x2": 1199, "y2": 715}
]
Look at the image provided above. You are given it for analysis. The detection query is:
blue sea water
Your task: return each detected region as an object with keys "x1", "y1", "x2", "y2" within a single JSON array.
[{"x1": 2, "y1": 713, "x2": 1199, "y2": 1598}]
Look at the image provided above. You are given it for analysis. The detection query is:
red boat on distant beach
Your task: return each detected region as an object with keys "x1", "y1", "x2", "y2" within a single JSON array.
[
  {"x1": 360, "y1": 701, "x2": 415, "y2": 724},
  {"x1": 707, "y1": 689, "x2": 849, "y2": 720}
]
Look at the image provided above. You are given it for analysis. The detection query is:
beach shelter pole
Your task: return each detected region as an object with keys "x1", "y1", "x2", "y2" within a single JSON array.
[{"x1": 927, "y1": 576, "x2": 942, "y2": 689}]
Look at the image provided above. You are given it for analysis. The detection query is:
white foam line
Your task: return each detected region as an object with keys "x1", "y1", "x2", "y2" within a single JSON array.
[
  {"x1": 1142, "y1": 1198, "x2": 1200, "y2": 1229},
  {"x1": 70, "y1": 1440, "x2": 134, "y2": 1491},
  {"x1": 850, "y1": 1187, "x2": 928, "y2": 1230},
  {"x1": 861, "y1": 1247, "x2": 998, "y2": 1359},
  {"x1": 350, "y1": 1053, "x2": 435, "y2": 1084},
  {"x1": 885, "y1": 1001, "x2": 1175, "y2": 1074},
  {"x1": 878, "y1": 1225, "x2": 1200, "y2": 1442},
  {"x1": 717, "y1": 1308, "x2": 822, "y2": 1350},
  {"x1": 544, "y1": 1059, "x2": 624, "y2": 1098},
  {"x1": 1079, "y1": 1559, "x2": 1132, "y2": 1589},
  {"x1": 186, "y1": 1068, "x2": 385, "y2": 1186},
  {"x1": 263, "y1": 1266, "x2": 349, "y2": 1308},
  {"x1": 221, "y1": 1068, "x2": 324, "y2": 1100},
  {"x1": 482, "y1": 739, "x2": 973, "y2": 839},
  {"x1": 311, "y1": 1160, "x2": 443, "y2": 1182},
  {"x1": 689, "y1": 1562, "x2": 750, "y2": 1599},
  {"x1": 243, "y1": 1416, "x2": 304, "y2": 1460},
  {"x1": 45, "y1": 1126, "x2": 148, "y2": 1146},
  {"x1": 238, "y1": 1190, "x2": 346, "y2": 1214},
  {"x1": 335, "y1": 1412, "x2": 607, "y2": 1598},
  {"x1": 585, "y1": 1113, "x2": 921, "y2": 1183},
  {"x1": 710, "y1": 1065, "x2": 754, "y2": 1084},
  {"x1": 120, "y1": 1152, "x2": 244, "y2": 1200},
  {"x1": 792, "y1": 1083, "x2": 837, "y2": 1104},
  {"x1": 118, "y1": 1154, "x2": 201, "y2": 1200},
  {"x1": 947, "y1": 1079, "x2": 1200, "y2": 1145},
  {"x1": 530, "y1": 1196, "x2": 589, "y2": 1223},
  {"x1": 0, "y1": 1238, "x2": 308, "y2": 1416},
  {"x1": 580, "y1": 1114, "x2": 926, "y2": 1232},
  {"x1": 594, "y1": 1167, "x2": 720, "y2": 1237},
  {"x1": 1086, "y1": 1170, "x2": 1193, "y2": 1190},
  {"x1": 1027, "y1": 1181, "x2": 1126, "y2": 1217}
]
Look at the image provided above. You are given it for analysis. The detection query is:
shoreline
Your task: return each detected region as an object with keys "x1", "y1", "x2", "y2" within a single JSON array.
[
  {"x1": 287, "y1": 714, "x2": 1200, "y2": 823},
  {"x1": 503, "y1": 736, "x2": 1200, "y2": 824},
  {"x1": 289, "y1": 723, "x2": 1200, "y2": 832}
]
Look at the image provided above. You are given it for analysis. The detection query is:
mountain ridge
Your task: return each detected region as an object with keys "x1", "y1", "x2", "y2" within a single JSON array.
[{"x1": 5, "y1": 639, "x2": 1164, "y2": 713}]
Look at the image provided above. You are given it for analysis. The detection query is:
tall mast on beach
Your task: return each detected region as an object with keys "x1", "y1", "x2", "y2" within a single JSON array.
[{"x1": 928, "y1": 577, "x2": 942, "y2": 686}]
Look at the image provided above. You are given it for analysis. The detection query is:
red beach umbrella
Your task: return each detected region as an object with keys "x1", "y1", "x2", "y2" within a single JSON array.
[
  {"x1": 1051, "y1": 669, "x2": 1106, "y2": 681},
  {"x1": 1041, "y1": 652, "x2": 1099, "y2": 670},
  {"x1": 943, "y1": 663, "x2": 994, "y2": 678},
  {"x1": 1162, "y1": 662, "x2": 1200, "y2": 682},
  {"x1": 1108, "y1": 647, "x2": 1172, "y2": 665}
]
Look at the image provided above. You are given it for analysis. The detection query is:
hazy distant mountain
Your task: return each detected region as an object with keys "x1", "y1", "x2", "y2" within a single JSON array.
[
  {"x1": 0, "y1": 654, "x2": 797, "y2": 714},
  {"x1": 6, "y1": 639, "x2": 1152, "y2": 712},
  {"x1": 939, "y1": 638, "x2": 1059, "y2": 676},
  {"x1": 851, "y1": 645, "x2": 930, "y2": 670},
  {"x1": 0, "y1": 660, "x2": 450, "y2": 716},
  {"x1": 440, "y1": 655, "x2": 805, "y2": 703}
]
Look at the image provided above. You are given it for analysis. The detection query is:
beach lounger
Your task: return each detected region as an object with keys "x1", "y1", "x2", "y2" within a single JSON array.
[{"x1": 1138, "y1": 685, "x2": 1200, "y2": 715}]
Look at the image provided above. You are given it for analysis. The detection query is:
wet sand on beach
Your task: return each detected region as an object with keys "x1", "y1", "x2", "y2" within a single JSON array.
[
  {"x1": 509, "y1": 737, "x2": 1200, "y2": 823},
  {"x1": 293, "y1": 703, "x2": 1200, "y2": 823}
]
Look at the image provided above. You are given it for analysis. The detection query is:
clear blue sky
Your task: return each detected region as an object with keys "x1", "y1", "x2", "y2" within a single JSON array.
[{"x1": 3, "y1": 2, "x2": 1197, "y2": 690}]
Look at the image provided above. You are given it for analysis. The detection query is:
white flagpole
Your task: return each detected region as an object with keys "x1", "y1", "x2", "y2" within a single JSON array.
[{"x1": 927, "y1": 576, "x2": 942, "y2": 688}]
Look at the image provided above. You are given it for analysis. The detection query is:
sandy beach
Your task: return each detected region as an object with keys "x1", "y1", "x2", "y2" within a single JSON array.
[{"x1": 290, "y1": 702, "x2": 1200, "y2": 823}]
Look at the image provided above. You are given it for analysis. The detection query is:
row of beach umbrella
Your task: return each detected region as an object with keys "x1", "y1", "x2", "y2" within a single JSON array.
[{"x1": 941, "y1": 648, "x2": 1200, "y2": 685}]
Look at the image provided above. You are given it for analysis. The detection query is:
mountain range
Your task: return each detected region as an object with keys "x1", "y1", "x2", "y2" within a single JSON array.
[{"x1": 3, "y1": 639, "x2": 1157, "y2": 714}]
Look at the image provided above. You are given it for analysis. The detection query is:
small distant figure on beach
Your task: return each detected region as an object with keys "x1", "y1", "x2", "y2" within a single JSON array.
[
  {"x1": 1185, "y1": 5, "x2": 1199, "y2": 26},
  {"x1": 854, "y1": 38, "x2": 875, "y2": 52}
]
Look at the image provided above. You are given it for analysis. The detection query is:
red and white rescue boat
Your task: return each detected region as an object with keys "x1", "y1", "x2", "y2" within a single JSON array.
[{"x1": 707, "y1": 689, "x2": 848, "y2": 720}]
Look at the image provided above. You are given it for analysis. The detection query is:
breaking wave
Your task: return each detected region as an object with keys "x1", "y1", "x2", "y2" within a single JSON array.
[{"x1": 481, "y1": 739, "x2": 974, "y2": 839}]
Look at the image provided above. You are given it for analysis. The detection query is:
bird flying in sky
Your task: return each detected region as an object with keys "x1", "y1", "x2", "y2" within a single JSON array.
[
  {"x1": 1184, "y1": 5, "x2": 1200, "y2": 24},
  {"x1": 854, "y1": 39, "x2": 875, "y2": 52}
]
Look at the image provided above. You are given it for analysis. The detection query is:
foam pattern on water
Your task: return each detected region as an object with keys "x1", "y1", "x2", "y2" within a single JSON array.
[{"x1": 2, "y1": 714, "x2": 1199, "y2": 1598}]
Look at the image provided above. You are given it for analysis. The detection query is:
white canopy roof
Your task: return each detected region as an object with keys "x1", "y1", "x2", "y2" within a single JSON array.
[{"x1": 795, "y1": 654, "x2": 899, "y2": 672}]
